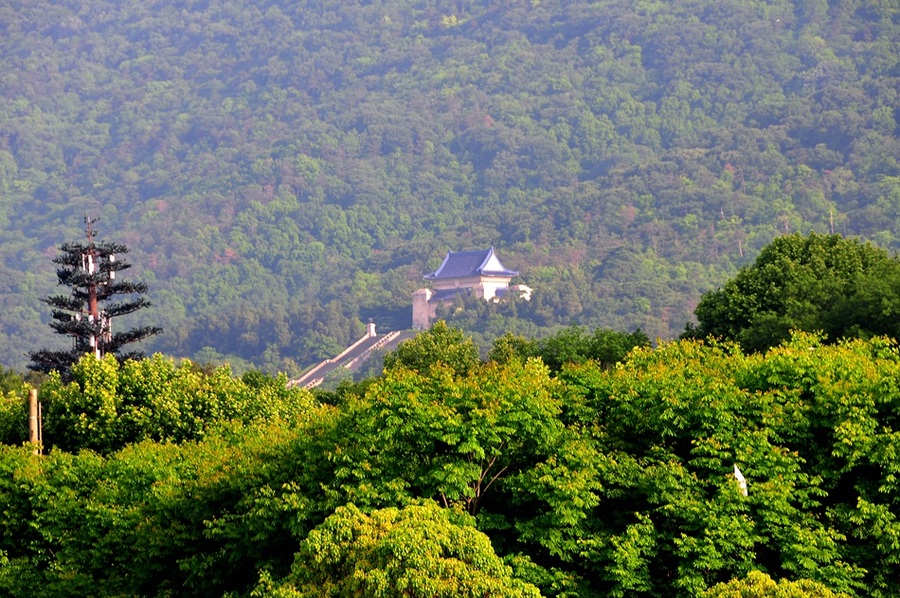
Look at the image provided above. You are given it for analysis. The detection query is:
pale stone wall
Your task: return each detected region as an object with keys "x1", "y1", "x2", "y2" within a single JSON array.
[{"x1": 412, "y1": 288, "x2": 433, "y2": 330}]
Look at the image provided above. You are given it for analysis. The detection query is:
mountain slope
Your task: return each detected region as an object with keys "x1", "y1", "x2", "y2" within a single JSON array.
[{"x1": 0, "y1": 0, "x2": 897, "y2": 371}]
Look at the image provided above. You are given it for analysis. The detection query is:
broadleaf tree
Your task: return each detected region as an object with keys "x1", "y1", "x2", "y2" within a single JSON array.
[
  {"x1": 684, "y1": 233, "x2": 900, "y2": 352},
  {"x1": 257, "y1": 502, "x2": 542, "y2": 598},
  {"x1": 28, "y1": 218, "x2": 161, "y2": 379}
]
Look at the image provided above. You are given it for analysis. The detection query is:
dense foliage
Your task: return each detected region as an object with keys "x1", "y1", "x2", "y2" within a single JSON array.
[
  {"x1": 1, "y1": 0, "x2": 898, "y2": 371},
  {"x1": 36, "y1": 354, "x2": 316, "y2": 453},
  {"x1": 263, "y1": 502, "x2": 542, "y2": 597},
  {"x1": 685, "y1": 233, "x2": 900, "y2": 351},
  {"x1": 382, "y1": 320, "x2": 481, "y2": 376},
  {"x1": 0, "y1": 367, "x2": 31, "y2": 446},
  {"x1": 4, "y1": 327, "x2": 900, "y2": 597},
  {"x1": 704, "y1": 571, "x2": 848, "y2": 598}
]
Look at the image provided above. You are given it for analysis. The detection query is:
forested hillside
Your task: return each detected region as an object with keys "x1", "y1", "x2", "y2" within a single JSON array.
[{"x1": 0, "y1": 0, "x2": 897, "y2": 372}]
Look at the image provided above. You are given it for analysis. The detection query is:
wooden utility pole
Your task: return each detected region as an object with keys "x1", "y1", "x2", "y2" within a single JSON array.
[{"x1": 29, "y1": 389, "x2": 42, "y2": 455}]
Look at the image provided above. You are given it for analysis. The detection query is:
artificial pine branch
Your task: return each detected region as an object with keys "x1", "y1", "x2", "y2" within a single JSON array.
[{"x1": 29, "y1": 220, "x2": 162, "y2": 378}]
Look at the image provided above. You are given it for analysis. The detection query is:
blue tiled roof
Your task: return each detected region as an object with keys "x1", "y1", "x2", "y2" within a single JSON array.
[{"x1": 424, "y1": 247, "x2": 518, "y2": 280}]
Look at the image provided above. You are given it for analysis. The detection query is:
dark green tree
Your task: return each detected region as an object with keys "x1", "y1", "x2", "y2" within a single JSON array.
[
  {"x1": 489, "y1": 327, "x2": 650, "y2": 371},
  {"x1": 28, "y1": 219, "x2": 161, "y2": 379},
  {"x1": 685, "y1": 233, "x2": 900, "y2": 352},
  {"x1": 537, "y1": 326, "x2": 650, "y2": 372}
]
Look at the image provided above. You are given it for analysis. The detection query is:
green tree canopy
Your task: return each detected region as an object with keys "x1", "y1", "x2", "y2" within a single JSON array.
[
  {"x1": 383, "y1": 321, "x2": 480, "y2": 377},
  {"x1": 7, "y1": 334, "x2": 900, "y2": 596},
  {"x1": 258, "y1": 502, "x2": 541, "y2": 598},
  {"x1": 0, "y1": 367, "x2": 30, "y2": 445},
  {"x1": 705, "y1": 571, "x2": 849, "y2": 598},
  {"x1": 685, "y1": 233, "x2": 900, "y2": 352},
  {"x1": 322, "y1": 357, "x2": 565, "y2": 516},
  {"x1": 40, "y1": 353, "x2": 316, "y2": 453},
  {"x1": 534, "y1": 326, "x2": 650, "y2": 371}
]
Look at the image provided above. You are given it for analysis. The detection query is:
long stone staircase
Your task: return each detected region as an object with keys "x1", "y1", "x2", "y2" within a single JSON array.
[{"x1": 287, "y1": 326, "x2": 415, "y2": 389}]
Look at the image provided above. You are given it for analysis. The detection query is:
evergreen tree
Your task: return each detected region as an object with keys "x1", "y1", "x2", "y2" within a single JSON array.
[{"x1": 28, "y1": 218, "x2": 161, "y2": 379}]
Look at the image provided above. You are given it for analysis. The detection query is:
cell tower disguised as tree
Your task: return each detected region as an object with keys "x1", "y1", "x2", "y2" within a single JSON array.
[{"x1": 29, "y1": 218, "x2": 161, "y2": 378}]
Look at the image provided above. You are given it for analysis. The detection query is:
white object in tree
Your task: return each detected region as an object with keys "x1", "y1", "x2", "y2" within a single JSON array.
[{"x1": 734, "y1": 464, "x2": 748, "y2": 496}]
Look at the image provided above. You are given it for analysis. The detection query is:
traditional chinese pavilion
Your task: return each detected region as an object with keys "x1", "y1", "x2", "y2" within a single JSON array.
[{"x1": 412, "y1": 247, "x2": 530, "y2": 329}]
